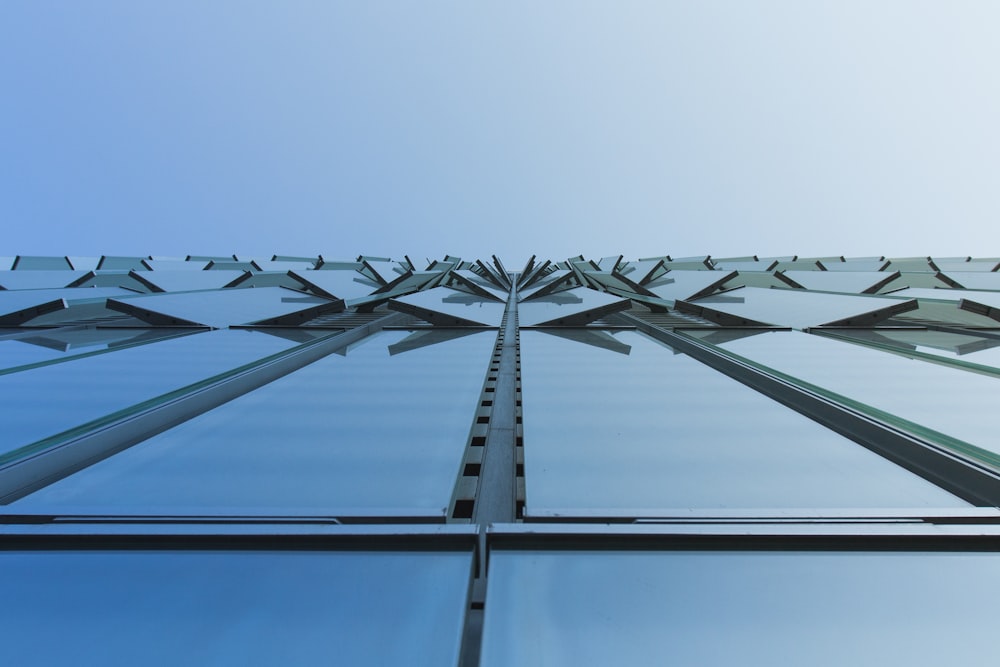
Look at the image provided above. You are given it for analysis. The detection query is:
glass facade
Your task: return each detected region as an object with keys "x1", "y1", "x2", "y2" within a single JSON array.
[{"x1": 2, "y1": 253, "x2": 1000, "y2": 666}]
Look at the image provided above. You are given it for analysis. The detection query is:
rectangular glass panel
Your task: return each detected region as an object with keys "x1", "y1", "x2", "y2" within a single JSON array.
[
  {"x1": 780, "y1": 270, "x2": 894, "y2": 293},
  {"x1": 644, "y1": 270, "x2": 732, "y2": 302},
  {"x1": 714, "y1": 330, "x2": 1000, "y2": 458},
  {"x1": 393, "y1": 287, "x2": 506, "y2": 326},
  {"x1": 822, "y1": 329, "x2": 1000, "y2": 370},
  {"x1": 517, "y1": 288, "x2": 628, "y2": 326},
  {"x1": 133, "y1": 270, "x2": 246, "y2": 292},
  {"x1": 111, "y1": 287, "x2": 337, "y2": 327},
  {"x1": 939, "y1": 272, "x2": 1000, "y2": 290},
  {"x1": 520, "y1": 330, "x2": 967, "y2": 514},
  {"x1": 688, "y1": 287, "x2": 911, "y2": 328},
  {"x1": 0, "y1": 549, "x2": 471, "y2": 666},
  {"x1": 0, "y1": 329, "x2": 301, "y2": 458},
  {"x1": 481, "y1": 549, "x2": 1000, "y2": 667},
  {"x1": 0, "y1": 287, "x2": 132, "y2": 316},
  {"x1": 0, "y1": 270, "x2": 90, "y2": 289},
  {"x1": 13, "y1": 330, "x2": 495, "y2": 515},
  {"x1": 0, "y1": 329, "x2": 193, "y2": 374}
]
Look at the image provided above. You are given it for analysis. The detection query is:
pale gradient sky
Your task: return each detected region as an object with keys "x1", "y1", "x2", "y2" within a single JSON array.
[{"x1": 2, "y1": 2, "x2": 998, "y2": 265}]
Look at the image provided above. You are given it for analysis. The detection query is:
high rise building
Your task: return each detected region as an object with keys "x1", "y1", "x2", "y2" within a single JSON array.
[{"x1": 2, "y1": 252, "x2": 1000, "y2": 665}]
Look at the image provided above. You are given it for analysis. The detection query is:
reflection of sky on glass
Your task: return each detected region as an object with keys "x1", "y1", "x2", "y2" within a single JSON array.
[
  {"x1": 0, "y1": 329, "x2": 299, "y2": 456},
  {"x1": 717, "y1": 330, "x2": 1000, "y2": 455},
  {"x1": 482, "y1": 550, "x2": 1000, "y2": 666},
  {"x1": 3, "y1": 3, "x2": 998, "y2": 259},
  {"x1": 520, "y1": 330, "x2": 966, "y2": 513},
  {"x1": 0, "y1": 550, "x2": 471, "y2": 666},
  {"x1": 14, "y1": 330, "x2": 495, "y2": 515}
]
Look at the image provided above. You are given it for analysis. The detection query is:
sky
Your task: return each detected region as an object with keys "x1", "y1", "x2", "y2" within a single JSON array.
[{"x1": 2, "y1": 2, "x2": 999, "y2": 266}]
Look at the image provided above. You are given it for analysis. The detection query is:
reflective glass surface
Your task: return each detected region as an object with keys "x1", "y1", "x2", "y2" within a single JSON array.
[
  {"x1": 65, "y1": 257, "x2": 98, "y2": 270},
  {"x1": 0, "y1": 549, "x2": 471, "y2": 666},
  {"x1": 818, "y1": 259, "x2": 889, "y2": 271},
  {"x1": 934, "y1": 260, "x2": 999, "y2": 273},
  {"x1": 142, "y1": 259, "x2": 209, "y2": 271},
  {"x1": 481, "y1": 549, "x2": 1000, "y2": 666},
  {"x1": 720, "y1": 270, "x2": 788, "y2": 289},
  {"x1": 824, "y1": 329, "x2": 1000, "y2": 369},
  {"x1": 885, "y1": 287, "x2": 988, "y2": 302},
  {"x1": 689, "y1": 286, "x2": 912, "y2": 328},
  {"x1": 939, "y1": 272, "x2": 1000, "y2": 291},
  {"x1": 111, "y1": 287, "x2": 338, "y2": 327},
  {"x1": 131, "y1": 270, "x2": 246, "y2": 292},
  {"x1": 0, "y1": 329, "x2": 193, "y2": 374},
  {"x1": 252, "y1": 259, "x2": 318, "y2": 272},
  {"x1": 617, "y1": 259, "x2": 664, "y2": 283},
  {"x1": 0, "y1": 270, "x2": 90, "y2": 290},
  {"x1": 780, "y1": 270, "x2": 895, "y2": 293},
  {"x1": 715, "y1": 330, "x2": 1000, "y2": 457},
  {"x1": 15, "y1": 330, "x2": 495, "y2": 515},
  {"x1": 0, "y1": 330, "x2": 300, "y2": 458},
  {"x1": 13, "y1": 256, "x2": 72, "y2": 270},
  {"x1": 0, "y1": 287, "x2": 131, "y2": 317},
  {"x1": 644, "y1": 270, "x2": 733, "y2": 302},
  {"x1": 393, "y1": 287, "x2": 506, "y2": 326},
  {"x1": 290, "y1": 269, "x2": 380, "y2": 300},
  {"x1": 518, "y1": 288, "x2": 628, "y2": 326},
  {"x1": 711, "y1": 260, "x2": 774, "y2": 271},
  {"x1": 520, "y1": 331, "x2": 965, "y2": 514}
]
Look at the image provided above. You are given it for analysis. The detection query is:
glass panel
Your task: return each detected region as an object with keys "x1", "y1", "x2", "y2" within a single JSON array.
[
  {"x1": 131, "y1": 270, "x2": 246, "y2": 292},
  {"x1": 520, "y1": 330, "x2": 966, "y2": 514},
  {"x1": 481, "y1": 549, "x2": 1000, "y2": 667},
  {"x1": 0, "y1": 549, "x2": 471, "y2": 666},
  {"x1": 718, "y1": 270, "x2": 787, "y2": 289},
  {"x1": 817, "y1": 259, "x2": 889, "y2": 271},
  {"x1": 142, "y1": 259, "x2": 210, "y2": 271},
  {"x1": 13, "y1": 256, "x2": 72, "y2": 270},
  {"x1": 290, "y1": 268, "x2": 380, "y2": 300},
  {"x1": 252, "y1": 259, "x2": 318, "y2": 272},
  {"x1": 886, "y1": 257, "x2": 936, "y2": 272},
  {"x1": 0, "y1": 270, "x2": 90, "y2": 289},
  {"x1": 519, "y1": 270, "x2": 573, "y2": 299},
  {"x1": 110, "y1": 287, "x2": 339, "y2": 327},
  {"x1": 0, "y1": 287, "x2": 131, "y2": 314},
  {"x1": 0, "y1": 329, "x2": 194, "y2": 374},
  {"x1": 0, "y1": 329, "x2": 301, "y2": 459},
  {"x1": 711, "y1": 260, "x2": 775, "y2": 271},
  {"x1": 713, "y1": 330, "x2": 1000, "y2": 459},
  {"x1": 518, "y1": 288, "x2": 629, "y2": 327},
  {"x1": 13, "y1": 330, "x2": 495, "y2": 515},
  {"x1": 392, "y1": 287, "x2": 506, "y2": 326},
  {"x1": 617, "y1": 259, "x2": 665, "y2": 284},
  {"x1": 644, "y1": 270, "x2": 734, "y2": 302},
  {"x1": 886, "y1": 287, "x2": 986, "y2": 302},
  {"x1": 822, "y1": 329, "x2": 1000, "y2": 370},
  {"x1": 939, "y1": 272, "x2": 1000, "y2": 291},
  {"x1": 780, "y1": 270, "x2": 895, "y2": 294},
  {"x1": 688, "y1": 286, "x2": 913, "y2": 328},
  {"x1": 934, "y1": 260, "x2": 1000, "y2": 272}
]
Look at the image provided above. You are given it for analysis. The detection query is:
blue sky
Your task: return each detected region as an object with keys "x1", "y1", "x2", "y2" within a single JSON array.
[{"x1": 2, "y1": 2, "x2": 998, "y2": 265}]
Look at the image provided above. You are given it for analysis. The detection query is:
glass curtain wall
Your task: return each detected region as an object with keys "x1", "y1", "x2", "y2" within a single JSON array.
[{"x1": 2, "y1": 253, "x2": 1000, "y2": 666}]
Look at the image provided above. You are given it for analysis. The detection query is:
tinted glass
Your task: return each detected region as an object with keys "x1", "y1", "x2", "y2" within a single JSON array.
[
  {"x1": 0, "y1": 329, "x2": 301, "y2": 459},
  {"x1": 482, "y1": 549, "x2": 1000, "y2": 666},
  {"x1": 520, "y1": 330, "x2": 966, "y2": 515},
  {"x1": 15, "y1": 330, "x2": 494, "y2": 515},
  {"x1": 0, "y1": 549, "x2": 471, "y2": 666},
  {"x1": 715, "y1": 330, "x2": 1000, "y2": 457},
  {"x1": 689, "y1": 287, "x2": 911, "y2": 328},
  {"x1": 518, "y1": 288, "x2": 627, "y2": 326}
]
